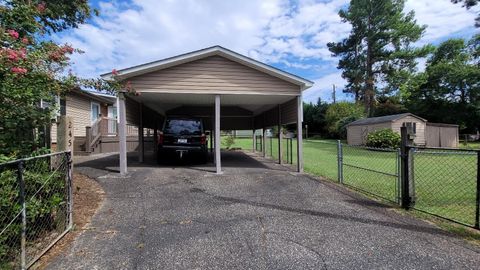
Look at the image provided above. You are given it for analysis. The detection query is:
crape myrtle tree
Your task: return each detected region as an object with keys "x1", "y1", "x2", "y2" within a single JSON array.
[
  {"x1": 328, "y1": 0, "x2": 433, "y2": 116},
  {"x1": 0, "y1": 1, "x2": 124, "y2": 159}
]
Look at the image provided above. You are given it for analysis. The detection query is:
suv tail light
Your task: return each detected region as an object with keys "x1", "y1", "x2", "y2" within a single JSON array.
[
  {"x1": 158, "y1": 131, "x2": 164, "y2": 145},
  {"x1": 200, "y1": 134, "x2": 206, "y2": 145}
]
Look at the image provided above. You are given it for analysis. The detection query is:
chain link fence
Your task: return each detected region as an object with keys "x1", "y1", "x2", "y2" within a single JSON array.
[
  {"x1": 0, "y1": 151, "x2": 73, "y2": 269},
  {"x1": 411, "y1": 148, "x2": 479, "y2": 227},
  {"x1": 340, "y1": 144, "x2": 400, "y2": 203},
  {"x1": 311, "y1": 140, "x2": 479, "y2": 229}
]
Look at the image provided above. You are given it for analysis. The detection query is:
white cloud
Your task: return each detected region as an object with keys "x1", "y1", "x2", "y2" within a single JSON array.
[
  {"x1": 59, "y1": 0, "x2": 285, "y2": 77},
  {"x1": 58, "y1": 0, "x2": 478, "y2": 83},
  {"x1": 303, "y1": 71, "x2": 349, "y2": 103},
  {"x1": 405, "y1": 0, "x2": 478, "y2": 43}
]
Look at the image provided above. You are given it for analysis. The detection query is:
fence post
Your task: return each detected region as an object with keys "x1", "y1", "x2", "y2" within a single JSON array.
[
  {"x1": 337, "y1": 140, "x2": 343, "y2": 183},
  {"x1": 17, "y1": 161, "x2": 26, "y2": 270},
  {"x1": 475, "y1": 151, "x2": 480, "y2": 229},
  {"x1": 400, "y1": 126, "x2": 414, "y2": 209},
  {"x1": 66, "y1": 151, "x2": 74, "y2": 230}
]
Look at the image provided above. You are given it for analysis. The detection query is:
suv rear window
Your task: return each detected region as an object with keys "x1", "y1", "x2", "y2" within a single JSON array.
[{"x1": 164, "y1": 119, "x2": 202, "y2": 135}]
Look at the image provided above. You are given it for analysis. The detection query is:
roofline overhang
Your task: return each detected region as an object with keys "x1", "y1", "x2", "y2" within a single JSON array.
[{"x1": 100, "y1": 46, "x2": 313, "y2": 90}]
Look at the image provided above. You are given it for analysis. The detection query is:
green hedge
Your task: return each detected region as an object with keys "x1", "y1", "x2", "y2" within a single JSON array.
[{"x1": 366, "y1": 129, "x2": 401, "y2": 149}]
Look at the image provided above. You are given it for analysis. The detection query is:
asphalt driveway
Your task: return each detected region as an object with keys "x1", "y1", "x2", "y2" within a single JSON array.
[{"x1": 47, "y1": 151, "x2": 480, "y2": 270}]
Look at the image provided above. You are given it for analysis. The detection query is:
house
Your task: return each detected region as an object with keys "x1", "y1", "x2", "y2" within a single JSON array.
[
  {"x1": 346, "y1": 113, "x2": 459, "y2": 148},
  {"x1": 51, "y1": 88, "x2": 138, "y2": 155}
]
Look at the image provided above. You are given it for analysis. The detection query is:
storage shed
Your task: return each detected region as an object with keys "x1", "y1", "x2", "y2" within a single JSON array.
[{"x1": 346, "y1": 113, "x2": 459, "y2": 148}]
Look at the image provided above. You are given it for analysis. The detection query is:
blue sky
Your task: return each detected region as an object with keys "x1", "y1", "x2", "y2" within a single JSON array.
[{"x1": 56, "y1": 0, "x2": 479, "y2": 103}]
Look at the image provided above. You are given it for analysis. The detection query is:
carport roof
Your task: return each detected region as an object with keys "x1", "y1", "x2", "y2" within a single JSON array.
[{"x1": 100, "y1": 46, "x2": 313, "y2": 89}]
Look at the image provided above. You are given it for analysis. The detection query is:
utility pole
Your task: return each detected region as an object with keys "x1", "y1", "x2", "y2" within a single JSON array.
[{"x1": 332, "y1": 84, "x2": 336, "y2": 104}]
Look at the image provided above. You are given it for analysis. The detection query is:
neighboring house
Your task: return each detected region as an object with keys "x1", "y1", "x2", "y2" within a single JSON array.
[
  {"x1": 51, "y1": 88, "x2": 122, "y2": 154},
  {"x1": 346, "y1": 113, "x2": 459, "y2": 148}
]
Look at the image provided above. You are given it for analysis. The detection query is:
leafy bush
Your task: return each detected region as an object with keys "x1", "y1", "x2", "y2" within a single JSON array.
[
  {"x1": 0, "y1": 156, "x2": 66, "y2": 267},
  {"x1": 325, "y1": 102, "x2": 365, "y2": 137},
  {"x1": 366, "y1": 129, "x2": 401, "y2": 148},
  {"x1": 222, "y1": 135, "x2": 235, "y2": 149}
]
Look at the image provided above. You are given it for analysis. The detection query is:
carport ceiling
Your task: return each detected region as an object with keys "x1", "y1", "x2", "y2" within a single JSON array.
[{"x1": 129, "y1": 92, "x2": 295, "y2": 115}]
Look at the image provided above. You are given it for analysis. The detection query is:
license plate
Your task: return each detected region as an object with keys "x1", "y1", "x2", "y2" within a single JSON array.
[{"x1": 177, "y1": 138, "x2": 187, "y2": 143}]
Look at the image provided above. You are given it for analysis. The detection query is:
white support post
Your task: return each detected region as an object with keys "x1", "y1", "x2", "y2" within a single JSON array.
[
  {"x1": 138, "y1": 103, "x2": 144, "y2": 163},
  {"x1": 296, "y1": 95, "x2": 303, "y2": 173},
  {"x1": 118, "y1": 92, "x2": 127, "y2": 175},
  {"x1": 252, "y1": 129, "x2": 256, "y2": 152},
  {"x1": 278, "y1": 105, "x2": 283, "y2": 164},
  {"x1": 215, "y1": 95, "x2": 222, "y2": 174},
  {"x1": 262, "y1": 128, "x2": 266, "y2": 158}
]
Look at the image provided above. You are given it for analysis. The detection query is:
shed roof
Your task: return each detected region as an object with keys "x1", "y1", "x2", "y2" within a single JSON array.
[
  {"x1": 100, "y1": 45, "x2": 313, "y2": 89},
  {"x1": 347, "y1": 113, "x2": 426, "y2": 127}
]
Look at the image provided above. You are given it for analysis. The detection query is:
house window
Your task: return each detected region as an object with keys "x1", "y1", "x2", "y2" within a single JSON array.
[
  {"x1": 91, "y1": 102, "x2": 101, "y2": 123},
  {"x1": 403, "y1": 122, "x2": 417, "y2": 134}
]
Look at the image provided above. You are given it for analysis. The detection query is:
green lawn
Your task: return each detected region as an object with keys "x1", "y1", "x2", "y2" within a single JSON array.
[{"x1": 223, "y1": 136, "x2": 478, "y2": 227}]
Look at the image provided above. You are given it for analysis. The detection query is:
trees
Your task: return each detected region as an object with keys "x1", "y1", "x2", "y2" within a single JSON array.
[
  {"x1": 303, "y1": 98, "x2": 329, "y2": 136},
  {"x1": 0, "y1": 1, "x2": 118, "y2": 158},
  {"x1": 328, "y1": 0, "x2": 432, "y2": 116},
  {"x1": 406, "y1": 36, "x2": 480, "y2": 133},
  {"x1": 325, "y1": 102, "x2": 365, "y2": 138}
]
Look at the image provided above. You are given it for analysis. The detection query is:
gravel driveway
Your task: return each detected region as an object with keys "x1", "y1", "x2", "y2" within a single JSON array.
[{"x1": 47, "y1": 151, "x2": 480, "y2": 270}]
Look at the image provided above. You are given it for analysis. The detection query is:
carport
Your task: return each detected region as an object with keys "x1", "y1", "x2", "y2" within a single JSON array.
[{"x1": 101, "y1": 46, "x2": 313, "y2": 175}]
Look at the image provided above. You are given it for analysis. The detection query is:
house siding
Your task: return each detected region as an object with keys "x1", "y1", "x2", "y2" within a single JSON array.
[
  {"x1": 128, "y1": 56, "x2": 301, "y2": 95},
  {"x1": 391, "y1": 116, "x2": 426, "y2": 146}
]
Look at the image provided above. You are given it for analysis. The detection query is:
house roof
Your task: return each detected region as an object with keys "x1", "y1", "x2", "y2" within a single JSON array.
[
  {"x1": 100, "y1": 45, "x2": 313, "y2": 89},
  {"x1": 347, "y1": 113, "x2": 427, "y2": 127},
  {"x1": 72, "y1": 88, "x2": 116, "y2": 104}
]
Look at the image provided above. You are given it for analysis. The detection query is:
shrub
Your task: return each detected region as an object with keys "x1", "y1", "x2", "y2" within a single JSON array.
[
  {"x1": 325, "y1": 102, "x2": 365, "y2": 137},
  {"x1": 222, "y1": 135, "x2": 235, "y2": 149},
  {"x1": 366, "y1": 129, "x2": 401, "y2": 148}
]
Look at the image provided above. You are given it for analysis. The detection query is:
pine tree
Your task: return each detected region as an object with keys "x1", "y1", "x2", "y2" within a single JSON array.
[{"x1": 327, "y1": 0, "x2": 431, "y2": 116}]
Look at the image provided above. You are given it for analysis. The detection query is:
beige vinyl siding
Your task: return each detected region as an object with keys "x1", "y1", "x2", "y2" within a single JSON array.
[
  {"x1": 347, "y1": 126, "x2": 363, "y2": 145},
  {"x1": 426, "y1": 124, "x2": 458, "y2": 148},
  {"x1": 280, "y1": 98, "x2": 298, "y2": 125},
  {"x1": 66, "y1": 92, "x2": 92, "y2": 137},
  {"x1": 129, "y1": 56, "x2": 300, "y2": 95},
  {"x1": 391, "y1": 116, "x2": 426, "y2": 146},
  {"x1": 125, "y1": 97, "x2": 140, "y2": 126}
]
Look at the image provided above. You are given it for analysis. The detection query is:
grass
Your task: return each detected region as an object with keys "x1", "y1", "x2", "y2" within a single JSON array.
[
  {"x1": 460, "y1": 141, "x2": 480, "y2": 150},
  {"x1": 223, "y1": 136, "x2": 479, "y2": 228}
]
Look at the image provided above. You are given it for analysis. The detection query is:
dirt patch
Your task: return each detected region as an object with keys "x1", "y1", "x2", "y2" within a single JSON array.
[{"x1": 32, "y1": 172, "x2": 105, "y2": 269}]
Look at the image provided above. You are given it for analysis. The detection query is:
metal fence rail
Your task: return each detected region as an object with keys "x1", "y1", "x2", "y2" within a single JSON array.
[{"x1": 0, "y1": 151, "x2": 72, "y2": 269}]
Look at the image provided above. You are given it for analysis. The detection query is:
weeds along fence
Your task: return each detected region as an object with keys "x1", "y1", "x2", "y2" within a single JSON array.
[
  {"x1": 0, "y1": 151, "x2": 73, "y2": 270},
  {"x1": 316, "y1": 140, "x2": 479, "y2": 229}
]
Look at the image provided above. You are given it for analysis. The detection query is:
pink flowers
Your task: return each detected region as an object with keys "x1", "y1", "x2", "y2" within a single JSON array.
[
  {"x1": 112, "y1": 69, "x2": 119, "y2": 76},
  {"x1": 4, "y1": 49, "x2": 26, "y2": 62},
  {"x1": 21, "y1": 38, "x2": 29, "y2": 45},
  {"x1": 37, "y1": 2, "x2": 46, "y2": 13},
  {"x1": 61, "y1": 45, "x2": 74, "y2": 54},
  {"x1": 11, "y1": 67, "x2": 27, "y2": 75},
  {"x1": 7, "y1": 29, "x2": 19, "y2": 39}
]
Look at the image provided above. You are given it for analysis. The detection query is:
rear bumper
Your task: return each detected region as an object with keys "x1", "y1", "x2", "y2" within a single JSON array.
[{"x1": 160, "y1": 145, "x2": 204, "y2": 151}]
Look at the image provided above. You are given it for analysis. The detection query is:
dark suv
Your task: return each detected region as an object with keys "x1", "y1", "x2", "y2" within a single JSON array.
[{"x1": 157, "y1": 117, "x2": 208, "y2": 163}]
